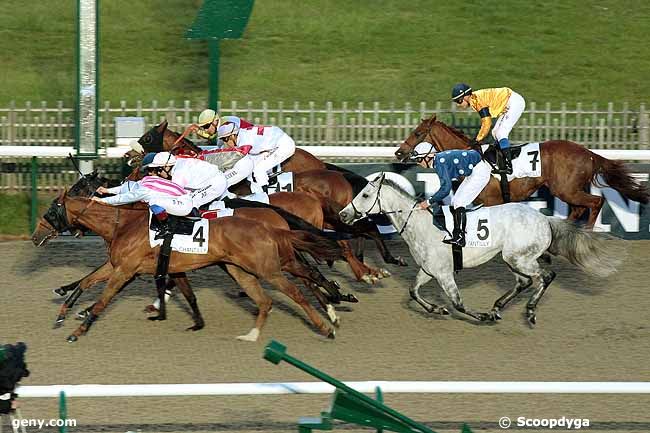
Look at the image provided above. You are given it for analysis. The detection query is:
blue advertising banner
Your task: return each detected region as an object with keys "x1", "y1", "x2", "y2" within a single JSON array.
[{"x1": 339, "y1": 163, "x2": 650, "y2": 240}]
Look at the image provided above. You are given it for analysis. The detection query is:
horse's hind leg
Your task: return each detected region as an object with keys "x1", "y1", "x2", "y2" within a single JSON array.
[
  {"x1": 437, "y1": 272, "x2": 498, "y2": 322},
  {"x1": 558, "y1": 191, "x2": 604, "y2": 229},
  {"x1": 352, "y1": 218, "x2": 406, "y2": 267},
  {"x1": 225, "y1": 264, "x2": 272, "y2": 342},
  {"x1": 490, "y1": 264, "x2": 533, "y2": 317},
  {"x1": 525, "y1": 269, "x2": 556, "y2": 327},
  {"x1": 170, "y1": 273, "x2": 204, "y2": 331},
  {"x1": 266, "y1": 272, "x2": 334, "y2": 338},
  {"x1": 410, "y1": 268, "x2": 449, "y2": 315}
]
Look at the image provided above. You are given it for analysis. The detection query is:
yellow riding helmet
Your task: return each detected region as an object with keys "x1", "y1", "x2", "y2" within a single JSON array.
[{"x1": 198, "y1": 109, "x2": 221, "y2": 128}]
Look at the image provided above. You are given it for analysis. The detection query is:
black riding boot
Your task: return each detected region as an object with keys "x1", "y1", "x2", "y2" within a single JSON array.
[
  {"x1": 443, "y1": 207, "x2": 467, "y2": 247},
  {"x1": 154, "y1": 216, "x2": 173, "y2": 240},
  {"x1": 501, "y1": 147, "x2": 513, "y2": 174}
]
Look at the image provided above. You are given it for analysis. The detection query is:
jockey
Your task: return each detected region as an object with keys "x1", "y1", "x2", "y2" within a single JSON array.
[
  {"x1": 93, "y1": 155, "x2": 195, "y2": 238},
  {"x1": 451, "y1": 83, "x2": 526, "y2": 174},
  {"x1": 217, "y1": 121, "x2": 296, "y2": 194},
  {"x1": 416, "y1": 144, "x2": 492, "y2": 247},
  {"x1": 148, "y1": 152, "x2": 229, "y2": 209},
  {"x1": 178, "y1": 109, "x2": 223, "y2": 145}
]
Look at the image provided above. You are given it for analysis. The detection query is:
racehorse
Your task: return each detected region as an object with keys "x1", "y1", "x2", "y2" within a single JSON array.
[
  {"x1": 339, "y1": 173, "x2": 624, "y2": 325},
  {"x1": 394, "y1": 115, "x2": 650, "y2": 227},
  {"x1": 34, "y1": 192, "x2": 344, "y2": 342},
  {"x1": 32, "y1": 174, "x2": 356, "y2": 328},
  {"x1": 136, "y1": 120, "x2": 408, "y2": 269}
]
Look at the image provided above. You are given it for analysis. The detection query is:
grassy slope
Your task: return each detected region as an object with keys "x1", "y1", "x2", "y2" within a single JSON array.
[{"x1": 0, "y1": 0, "x2": 648, "y2": 107}]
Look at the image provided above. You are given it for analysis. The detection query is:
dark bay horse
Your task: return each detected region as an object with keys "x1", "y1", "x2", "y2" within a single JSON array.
[
  {"x1": 395, "y1": 115, "x2": 649, "y2": 227},
  {"x1": 136, "y1": 121, "x2": 408, "y2": 269},
  {"x1": 34, "y1": 194, "x2": 344, "y2": 342}
]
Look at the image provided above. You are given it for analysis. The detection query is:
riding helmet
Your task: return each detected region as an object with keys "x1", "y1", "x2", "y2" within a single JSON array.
[
  {"x1": 451, "y1": 83, "x2": 472, "y2": 102},
  {"x1": 198, "y1": 109, "x2": 220, "y2": 128}
]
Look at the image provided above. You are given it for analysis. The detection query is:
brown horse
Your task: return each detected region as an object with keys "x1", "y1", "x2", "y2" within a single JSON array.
[
  {"x1": 32, "y1": 175, "x2": 355, "y2": 328},
  {"x1": 395, "y1": 115, "x2": 649, "y2": 227},
  {"x1": 35, "y1": 194, "x2": 344, "y2": 342}
]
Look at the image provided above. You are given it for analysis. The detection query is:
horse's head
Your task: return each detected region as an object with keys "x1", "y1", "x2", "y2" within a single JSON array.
[
  {"x1": 395, "y1": 115, "x2": 438, "y2": 162},
  {"x1": 138, "y1": 120, "x2": 167, "y2": 153},
  {"x1": 339, "y1": 173, "x2": 385, "y2": 224},
  {"x1": 31, "y1": 173, "x2": 109, "y2": 246}
]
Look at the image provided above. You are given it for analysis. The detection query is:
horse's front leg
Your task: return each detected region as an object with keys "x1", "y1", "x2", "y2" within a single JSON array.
[
  {"x1": 55, "y1": 262, "x2": 114, "y2": 328},
  {"x1": 169, "y1": 273, "x2": 205, "y2": 331},
  {"x1": 67, "y1": 270, "x2": 133, "y2": 343},
  {"x1": 409, "y1": 268, "x2": 449, "y2": 315},
  {"x1": 438, "y1": 274, "x2": 500, "y2": 323}
]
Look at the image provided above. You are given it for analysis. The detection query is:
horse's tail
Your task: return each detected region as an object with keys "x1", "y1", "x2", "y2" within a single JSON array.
[
  {"x1": 286, "y1": 230, "x2": 344, "y2": 262},
  {"x1": 592, "y1": 153, "x2": 650, "y2": 204},
  {"x1": 546, "y1": 217, "x2": 624, "y2": 278}
]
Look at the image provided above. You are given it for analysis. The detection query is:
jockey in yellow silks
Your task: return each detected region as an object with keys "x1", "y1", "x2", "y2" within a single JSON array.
[{"x1": 451, "y1": 84, "x2": 526, "y2": 174}]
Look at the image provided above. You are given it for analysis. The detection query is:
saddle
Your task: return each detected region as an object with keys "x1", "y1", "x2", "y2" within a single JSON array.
[
  {"x1": 149, "y1": 214, "x2": 196, "y2": 237},
  {"x1": 480, "y1": 143, "x2": 525, "y2": 166}
]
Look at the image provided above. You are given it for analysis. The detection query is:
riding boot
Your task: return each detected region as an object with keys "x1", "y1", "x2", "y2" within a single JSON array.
[
  {"x1": 443, "y1": 207, "x2": 467, "y2": 247},
  {"x1": 502, "y1": 147, "x2": 513, "y2": 175}
]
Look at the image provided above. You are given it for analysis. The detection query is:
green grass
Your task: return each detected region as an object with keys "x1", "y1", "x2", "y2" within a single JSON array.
[
  {"x1": 0, "y1": 194, "x2": 48, "y2": 236},
  {"x1": 1, "y1": 0, "x2": 649, "y2": 107}
]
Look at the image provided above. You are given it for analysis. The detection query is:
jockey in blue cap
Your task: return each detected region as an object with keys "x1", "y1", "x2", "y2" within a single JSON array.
[
  {"x1": 415, "y1": 143, "x2": 492, "y2": 247},
  {"x1": 451, "y1": 83, "x2": 526, "y2": 174}
]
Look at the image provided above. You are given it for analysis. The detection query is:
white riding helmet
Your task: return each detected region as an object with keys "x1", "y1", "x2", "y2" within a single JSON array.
[
  {"x1": 217, "y1": 123, "x2": 239, "y2": 139},
  {"x1": 198, "y1": 109, "x2": 221, "y2": 128},
  {"x1": 129, "y1": 139, "x2": 144, "y2": 153},
  {"x1": 413, "y1": 142, "x2": 436, "y2": 158},
  {"x1": 146, "y1": 152, "x2": 177, "y2": 168}
]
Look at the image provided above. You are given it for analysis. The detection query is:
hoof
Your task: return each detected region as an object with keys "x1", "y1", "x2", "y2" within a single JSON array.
[
  {"x1": 433, "y1": 306, "x2": 450, "y2": 316},
  {"x1": 491, "y1": 308, "x2": 503, "y2": 321},
  {"x1": 66, "y1": 335, "x2": 78, "y2": 343},
  {"x1": 76, "y1": 309, "x2": 89, "y2": 320},
  {"x1": 143, "y1": 304, "x2": 158, "y2": 314},
  {"x1": 379, "y1": 268, "x2": 391, "y2": 278},
  {"x1": 236, "y1": 328, "x2": 260, "y2": 342},
  {"x1": 148, "y1": 315, "x2": 166, "y2": 321},
  {"x1": 342, "y1": 293, "x2": 359, "y2": 303},
  {"x1": 53, "y1": 317, "x2": 65, "y2": 329},
  {"x1": 327, "y1": 328, "x2": 336, "y2": 339},
  {"x1": 53, "y1": 288, "x2": 68, "y2": 297},
  {"x1": 527, "y1": 309, "x2": 537, "y2": 327},
  {"x1": 186, "y1": 324, "x2": 204, "y2": 331},
  {"x1": 396, "y1": 256, "x2": 408, "y2": 267},
  {"x1": 360, "y1": 274, "x2": 373, "y2": 285}
]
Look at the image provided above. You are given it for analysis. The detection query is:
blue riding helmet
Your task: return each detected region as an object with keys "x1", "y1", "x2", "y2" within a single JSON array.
[
  {"x1": 451, "y1": 83, "x2": 472, "y2": 102},
  {"x1": 142, "y1": 152, "x2": 157, "y2": 167}
]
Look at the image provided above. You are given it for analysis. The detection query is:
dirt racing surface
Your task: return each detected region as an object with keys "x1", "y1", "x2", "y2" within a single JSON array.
[{"x1": 1, "y1": 238, "x2": 649, "y2": 433}]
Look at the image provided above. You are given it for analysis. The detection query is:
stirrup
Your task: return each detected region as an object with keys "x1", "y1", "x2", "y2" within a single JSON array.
[{"x1": 443, "y1": 233, "x2": 465, "y2": 247}]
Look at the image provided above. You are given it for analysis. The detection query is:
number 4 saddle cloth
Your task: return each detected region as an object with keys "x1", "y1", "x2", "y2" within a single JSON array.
[{"x1": 432, "y1": 205, "x2": 493, "y2": 248}]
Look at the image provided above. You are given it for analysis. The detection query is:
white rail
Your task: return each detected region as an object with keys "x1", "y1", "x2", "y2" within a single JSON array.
[
  {"x1": 1, "y1": 145, "x2": 650, "y2": 160},
  {"x1": 17, "y1": 381, "x2": 650, "y2": 398}
]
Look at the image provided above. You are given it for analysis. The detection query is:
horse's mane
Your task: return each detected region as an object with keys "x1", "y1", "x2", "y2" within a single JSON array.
[
  {"x1": 431, "y1": 117, "x2": 470, "y2": 141},
  {"x1": 382, "y1": 178, "x2": 415, "y2": 200}
]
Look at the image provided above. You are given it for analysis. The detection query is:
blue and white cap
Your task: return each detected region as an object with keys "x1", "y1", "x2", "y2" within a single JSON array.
[
  {"x1": 413, "y1": 142, "x2": 436, "y2": 158},
  {"x1": 217, "y1": 123, "x2": 239, "y2": 139}
]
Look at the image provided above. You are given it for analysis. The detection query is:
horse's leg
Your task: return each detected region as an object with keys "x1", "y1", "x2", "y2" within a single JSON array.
[
  {"x1": 265, "y1": 272, "x2": 335, "y2": 338},
  {"x1": 54, "y1": 262, "x2": 114, "y2": 327},
  {"x1": 353, "y1": 218, "x2": 407, "y2": 267},
  {"x1": 339, "y1": 240, "x2": 380, "y2": 284},
  {"x1": 295, "y1": 252, "x2": 358, "y2": 304},
  {"x1": 53, "y1": 260, "x2": 111, "y2": 297},
  {"x1": 169, "y1": 272, "x2": 204, "y2": 331},
  {"x1": 437, "y1": 271, "x2": 499, "y2": 322},
  {"x1": 224, "y1": 264, "x2": 273, "y2": 342},
  {"x1": 491, "y1": 269, "x2": 533, "y2": 317},
  {"x1": 67, "y1": 270, "x2": 133, "y2": 343},
  {"x1": 525, "y1": 269, "x2": 557, "y2": 327},
  {"x1": 409, "y1": 268, "x2": 449, "y2": 315}
]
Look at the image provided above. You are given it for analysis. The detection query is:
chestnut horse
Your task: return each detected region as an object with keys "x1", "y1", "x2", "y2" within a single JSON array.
[
  {"x1": 35, "y1": 194, "x2": 345, "y2": 342},
  {"x1": 395, "y1": 115, "x2": 649, "y2": 227},
  {"x1": 33, "y1": 174, "x2": 355, "y2": 329}
]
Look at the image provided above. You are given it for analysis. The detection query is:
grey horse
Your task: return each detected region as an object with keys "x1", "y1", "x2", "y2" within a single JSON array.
[{"x1": 339, "y1": 173, "x2": 623, "y2": 325}]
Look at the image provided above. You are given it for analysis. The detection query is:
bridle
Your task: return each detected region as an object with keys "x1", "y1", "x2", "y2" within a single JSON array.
[{"x1": 347, "y1": 177, "x2": 419, "y2": 235}]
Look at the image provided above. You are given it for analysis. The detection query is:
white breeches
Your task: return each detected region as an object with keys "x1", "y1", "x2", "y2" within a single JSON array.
[
  {"x1": 223, "y1": 155, "x2": 254, "y2": 187},
  {"x1": 251, "y1": 134, "x2": 296, "y2": 188},
  {"x1": 188, "y1": 175, "x2": 228, "y2": 209},
  {"x1": 451, "y1": 160, "x2": 492, "y2": 208},
  {"x1": 491, "y1": 91, "x2": 525, "y2": 141},
  {"x1": 149, "y1": 196, "x2": 194, "y2": 216}
]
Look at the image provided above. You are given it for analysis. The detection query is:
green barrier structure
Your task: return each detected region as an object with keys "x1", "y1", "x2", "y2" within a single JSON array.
[
  {"x1": 58, "y1": 391, "x2": 67, "y2": 433},
  {"x1": 264, "y1": 340, "x2": 473, "y2": 433}
]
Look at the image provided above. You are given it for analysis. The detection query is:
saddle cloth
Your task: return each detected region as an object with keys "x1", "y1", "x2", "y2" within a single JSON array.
[
  {"x1": 148, "y1": 213, "x2": 210, "y2": 254},
  {"x1": 439, "y1": 205, "x2": 493, "y2": 248},
  {"x1": 483, "y1": 142, "x2": 542, "y2": 181}
]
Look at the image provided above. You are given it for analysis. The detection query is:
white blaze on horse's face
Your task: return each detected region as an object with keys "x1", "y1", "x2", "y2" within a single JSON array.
[{"x1": 339, "y1": 174, "x2": 384, "y2": 224}]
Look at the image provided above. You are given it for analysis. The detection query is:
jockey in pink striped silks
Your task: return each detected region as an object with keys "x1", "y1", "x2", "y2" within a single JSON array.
[{"x1": 93, "y1": 175, "x2": 194, "y2": 216}]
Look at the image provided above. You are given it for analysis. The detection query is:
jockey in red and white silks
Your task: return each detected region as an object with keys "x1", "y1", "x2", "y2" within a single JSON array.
[{"x1": 217, "y1": 121, "x2": 296, "y2": 193}]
